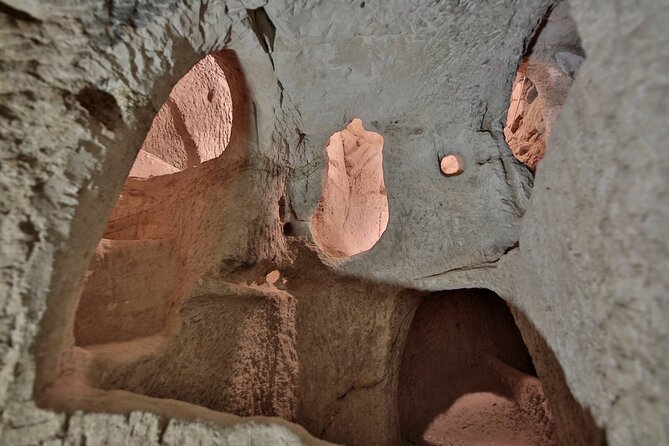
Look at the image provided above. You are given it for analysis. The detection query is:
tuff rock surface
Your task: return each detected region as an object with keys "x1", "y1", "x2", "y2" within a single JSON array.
[
  {"x1": 504, "y1": 1, "x2": 584, "y2": 169},
  {"x1": 0, "y1": 0, "x2": 667, "y2": 445}
]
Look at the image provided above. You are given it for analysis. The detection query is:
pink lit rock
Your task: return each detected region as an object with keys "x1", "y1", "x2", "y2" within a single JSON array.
[
  {"x1": 168, "y1": 55, "x2": 232, "y2": 163},
  {"x1": 266, "y1": 270, "x2": 281, "y2": 284},
  {"x1": 504, "y1": 73, "x2": 547, "y2": 170},
  {"x1": 311, "y1": 118, "x2": 389, "y2": 258},
  {"x1": 74, "y1": 54, "x2": 237, "y2": 349},
  {"x1": 128, "y1": 150, "x2": 179, "y2": 178},
  {"x1": 440, "y1": 154, "x2": 464, "y2": 176},
  {"x1": 399, "y1": 291, "x2": 556, "y2": 446},
  {"x1": 75, "y1": 238, "x2": 176, "y2": 346},
  {"x1": 130, "y1": 55, "x2": 233, "y2": 178},
  {"x1": 503, "y1": 2, "x2": 583, "y2": 170}
]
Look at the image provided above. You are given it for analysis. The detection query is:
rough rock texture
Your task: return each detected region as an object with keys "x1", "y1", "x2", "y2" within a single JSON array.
[
  {"x1": 75, "y1": 238, "x2": 176, "y2": 346},
  {"x1": 0, "y1": 0, "x2": 667, "y2": 445},
  {"x1": 504, "y1": 1, "x2": 584, "y2": 169},
  {"x1": 439, "y1": 154, "x2": 464, "y2": 176},
  {"x1": 399, "y1": 290, "x2": 554, "y2": 445},
  {"x1": 132, "y1": 54, "x2": 233, "y2": 177},
  {"x1": 311, "y1": 118, "x2": 388, "y2": 258},
  {"x1": 505, "y1": 73, "x2": 548, "y2": 169},
  {"x1": 75, "y1": 53, "x2": 235, "y2": 347},
  {"x1": 92, "y1": 286, "x2": 299, "y2": 420},
  {"x1": 511, "y1": 0, "x2": 669, "y2": 441}
]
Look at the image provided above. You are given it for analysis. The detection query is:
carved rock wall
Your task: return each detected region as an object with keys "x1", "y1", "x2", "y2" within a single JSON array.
[
  {"x1": 504, "y1": 1, "x2": 585, "y2": 170},
  {"x1": 0, "y1": 0, "x2": 667, "y2": 445}
]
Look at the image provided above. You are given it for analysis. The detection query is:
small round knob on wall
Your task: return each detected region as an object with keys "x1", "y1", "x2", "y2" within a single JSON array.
[{"x1": 440, "y1": 154, "x2": 465, "y2": 176}]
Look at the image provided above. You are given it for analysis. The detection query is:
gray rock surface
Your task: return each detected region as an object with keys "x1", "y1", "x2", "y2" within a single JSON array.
[
  {"x1": 0, "y1": 0, "x2": 667, "y2": 445},
  {"x1": 516, "y1": 1, "x2": 669, "y2": 442}
]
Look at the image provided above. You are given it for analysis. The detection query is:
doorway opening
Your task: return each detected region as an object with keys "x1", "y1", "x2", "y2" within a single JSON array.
[{"x1": 399, "y1": 289, "x2": 555, "y2": 445}]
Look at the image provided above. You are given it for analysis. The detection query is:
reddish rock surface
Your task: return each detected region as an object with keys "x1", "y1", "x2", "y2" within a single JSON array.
[
  {"x1": 129, "y1": 55, "x2": 232, "y2": 178},
  {"x1": 440, "y1": 154, "x2": 465, "y2": 176},
  {"x1": 4, "y1": 0, "x2": 661, "y2": 444},
  {"x1": 74, "y1": 238, "x2": 176, "y2": 346},
  {"x1": 504, "y1": 2, "x2": 584, "y2": 170},
  {"x1": 68, "y1": 49, "x2": 570, "y2": 446},
  {"x1": 311, "y1": 118, "x2": 389, "y2": 258},
  {"x1": 69, "y1": 54, "x2": 560, "y2": 446},
  {"x1": 504, "y1": 72, "x2": 547, "y2": 170},
  {"x1": 74, "y1": 53, "x2": 236, "y2": 347},
  {"x1": 399, "y1": 291, "x2": 555, "y2": 446}
]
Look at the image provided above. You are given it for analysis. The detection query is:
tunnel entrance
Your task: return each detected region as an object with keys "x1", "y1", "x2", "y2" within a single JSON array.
[{"x1": 399, "y1": 289, "x2": 555, "y2": 445}]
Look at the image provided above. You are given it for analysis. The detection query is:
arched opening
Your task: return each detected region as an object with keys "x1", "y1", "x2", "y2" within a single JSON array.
[
  {"x1": 73, "y1": 53, "x2": 234, "y2": 347},
  {"x1": 504, "y1": 0, "x2": 585, "y2": 170},
  {"x1": 41, "y1": 49, "x2": 305, "y2": 423},
  {"x1": 311, "y1": 118, "x2": 389, "y2": 258},
  {"x1": 399, "y1": 289, "x2": 555, "y2": 445},
  {"x1": 32, "y1": 18, "x2": 600, "y2": 445}
]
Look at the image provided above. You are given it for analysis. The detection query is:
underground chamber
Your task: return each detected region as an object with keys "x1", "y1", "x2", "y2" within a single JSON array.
[
  {"x1": 37, "y1": 27, "x2": 597, "y2": 446},
  {"x1": 311, "y1": 118, "x2": 389, "y2": 259},
  {"x1": 74, "y1": 52, "x2": 235, "y2": 348}
]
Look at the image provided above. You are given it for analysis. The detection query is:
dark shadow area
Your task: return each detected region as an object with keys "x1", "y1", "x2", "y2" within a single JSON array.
[
  {"x1": 504, "y1": 0, "x2": 585, "y2": 171},
  {"x1": 399, "y1": 289, "x2": 554, "y2": 445}
]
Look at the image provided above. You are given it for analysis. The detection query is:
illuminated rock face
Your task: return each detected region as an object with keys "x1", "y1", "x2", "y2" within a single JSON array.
[
  {"x1": 505, "y1": 73, "x2": 547, "y2": 170},
  {"x1": 59, "y1": 59, "x2": 559, "y2": 446},
  {"x1": 504, "y1": 1, "x2": 585, "y2": 170},
  {"x1": 399, "y1": 291, "x2": 555, "y2": 446},
  {"x1": 311, "y1": 118, "x2": 388, "y2": 258},
  {"x1": 74, "y1": 54, "x2": 234, "y2": 348},
  {"x1": 440, "y1": 154, "x2": 464, "y2": 176},
  {"x1": 129, "y1": 55, "x2": 233, "y2": 178},
  {"x1": 1, "y1": 0, "x2": 666, "y2": 445}
]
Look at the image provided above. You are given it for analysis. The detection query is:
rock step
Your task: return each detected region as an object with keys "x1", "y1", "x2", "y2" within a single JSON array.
[{"x1": 75, "y1": 238, "x2": 177, "y2": 347}]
